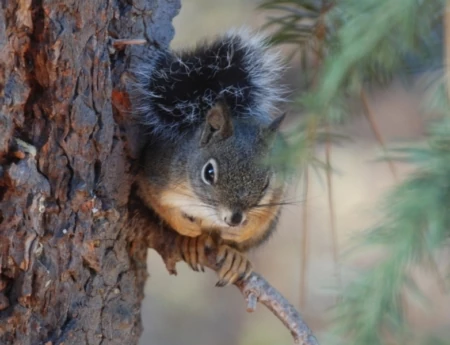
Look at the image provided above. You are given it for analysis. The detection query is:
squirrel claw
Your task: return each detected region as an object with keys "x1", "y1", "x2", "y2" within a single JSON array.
[
  {"x1": 215, "y1": 245, "x2": 252, "y2": 287},
  {"x1": 215, "y1": 279, "x2": 226, "y2": 288},
  {"x1": 177, "y1": 234, "x2": 213, "y2": 273},
  {"x1": 177, "y1": 235, "x2": 253, "y2": 285}
]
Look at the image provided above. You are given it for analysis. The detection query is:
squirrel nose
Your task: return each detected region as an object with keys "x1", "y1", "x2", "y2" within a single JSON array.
[{"x1": 225, "y1": 211, "x2": 245, "y2": 227}]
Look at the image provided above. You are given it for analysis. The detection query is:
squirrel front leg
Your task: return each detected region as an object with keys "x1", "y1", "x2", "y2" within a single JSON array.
[
  {"x1": 176, "y1": 233, "x2": 214, "y2": 272},
  {"x1": 176, "y1": 233, "x2": 253, "y2": 286}
]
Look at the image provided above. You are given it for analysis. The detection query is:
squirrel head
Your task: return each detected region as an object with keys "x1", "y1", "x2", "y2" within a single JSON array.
[{"x1": 187, "y1": 99, "x2": 286, "y2": 233}]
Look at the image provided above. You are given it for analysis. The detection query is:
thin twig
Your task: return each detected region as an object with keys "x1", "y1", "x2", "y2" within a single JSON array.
[
  {"x1": 236, "y1": 274, "x2": 319, "y2": 345},
  {"x1": 128, "y1": 192, "x2": 319, "y2": 345},
  {"x1": 300, "y1": 166, "x2": 310, "y2": 308},
  {"x1": 360, "y1": 88, "x2": 399, "y2": 181},
  {"x1": 325, "y1": 133, "x2": 341, "y2": 292},
  {"x1": 440, "y1": 0, "x2": 450, "y2": 292},
  {"x1": 445, "y1": 0, "x2": 450, "y2": 100}
]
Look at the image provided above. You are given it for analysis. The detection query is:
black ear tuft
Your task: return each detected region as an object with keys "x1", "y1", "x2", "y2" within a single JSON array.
[{"x1": 200, "y1": 99, "x2": 234, "y2": 146}]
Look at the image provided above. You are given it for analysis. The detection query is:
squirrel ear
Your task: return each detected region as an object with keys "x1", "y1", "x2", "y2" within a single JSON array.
[
  {"x1": 200, "y1": 100, "x2": 233, "y2": 146},
  {"x1": 261, "y1": 113, "x2": 286, "y2": 142},
  {"x1": 268, "y1": 113, "x2": 286, "y2": 132}
]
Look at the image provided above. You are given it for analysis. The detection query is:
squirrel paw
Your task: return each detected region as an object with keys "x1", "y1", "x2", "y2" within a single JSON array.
[
  {"x1": 215, "y1": 245, "x2": 253, "y2": 287},
  {"x1": 177, "y1": 234, "x2": 214, "y2": 272}
]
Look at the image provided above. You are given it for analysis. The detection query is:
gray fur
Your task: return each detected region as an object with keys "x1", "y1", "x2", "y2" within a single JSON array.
[
  {"x1": 135, "y1": 29, "x2": 288, "y2": 250},
  {"x1": 138, "y1": 108, "x2": 286, "y2": 247}
]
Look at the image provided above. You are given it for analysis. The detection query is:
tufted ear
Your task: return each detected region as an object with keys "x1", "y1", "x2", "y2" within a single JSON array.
[{"x1": 200, "y1": 99, "x2": 233, "y2": 147}]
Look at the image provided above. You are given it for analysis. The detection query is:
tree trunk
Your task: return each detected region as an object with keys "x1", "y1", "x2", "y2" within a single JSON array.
[{"x1": 0, "y1": 1, "x2": 180, "y2": 344}]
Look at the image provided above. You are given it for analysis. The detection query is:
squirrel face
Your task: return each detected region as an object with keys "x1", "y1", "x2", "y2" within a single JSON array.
[{"x1": 187, "y1": 100, "x2": 286, "y2": 237}]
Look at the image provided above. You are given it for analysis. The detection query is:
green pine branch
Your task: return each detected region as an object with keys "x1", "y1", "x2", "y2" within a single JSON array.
[{"x1": 259, "y1": 0, "x2": 449, "y2": 343}]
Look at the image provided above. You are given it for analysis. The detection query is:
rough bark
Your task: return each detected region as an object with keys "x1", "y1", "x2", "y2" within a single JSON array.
[{"x1": 0, "y1": 1, "x2": 180, "y2": 344}]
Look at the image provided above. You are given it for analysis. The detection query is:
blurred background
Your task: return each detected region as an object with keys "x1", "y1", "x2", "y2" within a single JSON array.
[{"x1": 139, "y1": 1, "x2": 450, "y2": 344}]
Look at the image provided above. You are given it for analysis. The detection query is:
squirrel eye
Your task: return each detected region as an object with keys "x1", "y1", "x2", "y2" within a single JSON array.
[{"x1": 202, "y1": 159, "x2": 218, "y2": 185}]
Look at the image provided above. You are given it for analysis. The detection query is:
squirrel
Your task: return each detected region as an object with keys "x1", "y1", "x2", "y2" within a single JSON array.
[{"x1": 131, "y1": 28, "x2": 287, "y2": 287}]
